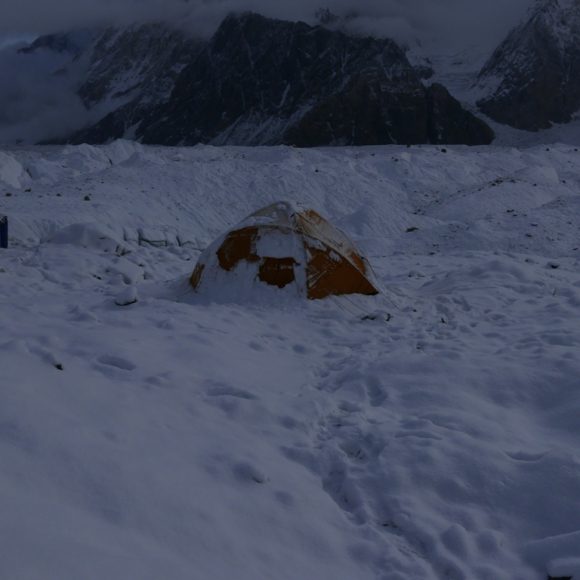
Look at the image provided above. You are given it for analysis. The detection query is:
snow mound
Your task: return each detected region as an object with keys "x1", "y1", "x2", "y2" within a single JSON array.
[
  {"x1": 0, "y1": 151, "x2": 27, "y2": 189},
  {"x1": 525, "y1": 530, "x2": 580, "y2": 578},
  {"x1": 49, "y1": 222, "x2": 126, "y2": 255}
]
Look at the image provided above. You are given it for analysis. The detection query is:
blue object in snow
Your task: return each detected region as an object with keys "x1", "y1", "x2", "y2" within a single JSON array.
[{"x1": 0, "y1": 215, "x2": 7, "y2": 248}]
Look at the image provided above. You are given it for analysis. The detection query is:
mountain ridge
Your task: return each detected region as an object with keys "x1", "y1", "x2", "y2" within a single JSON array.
[
  {"x1": 12, "y1": 2, "x2": 580, "y2": 145},
  {"x1": 27, "y1": 12, "x2": 494, "y2": 147},
  {"x1": 477, "y1": 0, "x2": 580, "y2": 130}
]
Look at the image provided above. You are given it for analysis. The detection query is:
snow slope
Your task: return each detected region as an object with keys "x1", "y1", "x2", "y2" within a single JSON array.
[{"x1": 1, "y1": 142, "x2": 580, "y2": 579}]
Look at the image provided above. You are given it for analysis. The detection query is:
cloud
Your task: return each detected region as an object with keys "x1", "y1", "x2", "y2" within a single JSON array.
[
  {"x1": 0, "y1": 0, "x2": 534, "y2": 144},
  {"x1": 0, "y1": 45, "x2": 90, "y2": 144},
  {"x1": 0, "y1": 0, "x2": 533, "y2": 46}
]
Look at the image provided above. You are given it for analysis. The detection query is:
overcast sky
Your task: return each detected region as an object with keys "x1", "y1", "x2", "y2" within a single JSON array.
[{"x1": 1, "y1": 0, "x2": 533, "y2": 46}]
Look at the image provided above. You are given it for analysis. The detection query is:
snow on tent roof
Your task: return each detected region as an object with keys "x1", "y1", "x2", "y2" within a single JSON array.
[{"x1": 190, "y1": 201, "x2": 379, "y2": 302}]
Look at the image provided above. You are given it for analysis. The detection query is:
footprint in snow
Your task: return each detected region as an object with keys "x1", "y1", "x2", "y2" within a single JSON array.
[
  {"x1": 339, "y1": 433, "x2": 386, "y2": 464},
  {"x1": 0, "y1": 420, "x2": 37, "y2": 454},
  {"x1": 365, "y1": 374, "x2": 388, "y2": 407},
  {"x1": 505, "y1": 450, "x2": 548, "y2": 462},
  {"x1": 394, "y1": 430, "x2": 442, "y2": 441},
  {"x1": 68, "y1": 305, "x2": 98, "y2": 323},
  {"x1": 248, "y1": 340, "x2": 264, "y2": 351},
  {"x1": 440, "y1": 523, "x2": 471, "y2": 558},
  {"x1": 232, "y1": 461, "x2": 268, "y2": 484},
  {"x1": 156, "y1": 318, "x2": 176, "y2": 330},
  {"x1": 29, "y1": 345, "x2": 64, "y2": 370},
  {"x1": 292, "y1": 343, "x2": 309, "y2": 354},
  {"x1": 278, "y1": 415, "x2": 301, "y2": 430},
  {"x1": 96, "y1": 354, "x2": 136, "y2": 371},
  {"x1": 321, "y1": 457, "x2": 367, "y2": 524},
  {"x1": 204, "y1": 381, "x2": 259, "y2": 419},
  {"x1": 143, "y1": 374, "x2": 173, "y2": 389},
  {"x1": 205, "y1": 381, "x2": 257, "y2": 400},
  {"x1": 273, "y1": 490, "x2": 295, "y2": 507},
  {"x1": 395, "y1": 418, "x2": 442, "y2": 442}
]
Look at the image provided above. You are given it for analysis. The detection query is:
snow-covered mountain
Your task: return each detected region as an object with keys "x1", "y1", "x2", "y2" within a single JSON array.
[
  {"x1": 477, "y1": 0, "x2": 580, "y2": 130},
  {"x1": 16, "y1": 22, "x2": 203, "y2": 141},
  {"x1": 69, "y1": 13, "x2": 495, "y2": 146},
  {"x1": 76, "y1": 24, "x2": 202, "y2": 111},
  {"x1": 7, "y1": 1, "x2": 580, "y2": 145},
  {"x1": 15, "y1": 13, "x2": 494, "y2": 147}
]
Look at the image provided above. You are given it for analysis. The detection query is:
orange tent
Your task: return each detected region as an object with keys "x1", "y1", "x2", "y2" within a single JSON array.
[{"x1": 190, "y1": 202, "x2": 379, "y2": 300}]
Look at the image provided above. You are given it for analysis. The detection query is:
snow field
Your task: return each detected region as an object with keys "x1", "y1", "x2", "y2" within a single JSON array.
[{"x1": 1, "y1": 142, "x2": 580, "y2": 579}]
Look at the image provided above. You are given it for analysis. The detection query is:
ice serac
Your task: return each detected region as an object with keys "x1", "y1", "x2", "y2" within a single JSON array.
[
  {"x1": 477, "y1": 0, "x2": 580, "y2": 131},
  {"x1": 70, "y1": 13, "x2": 493, "y2": 146}
]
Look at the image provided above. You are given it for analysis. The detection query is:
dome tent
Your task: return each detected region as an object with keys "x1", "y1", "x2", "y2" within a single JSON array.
[{"x1": 190, "y1": 202, "x2": 379, "y2": 302}]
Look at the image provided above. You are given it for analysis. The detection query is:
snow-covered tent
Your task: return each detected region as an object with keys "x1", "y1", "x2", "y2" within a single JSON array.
[{"x1": 190, "y1": 202, "x2": 379, "y2": 301}]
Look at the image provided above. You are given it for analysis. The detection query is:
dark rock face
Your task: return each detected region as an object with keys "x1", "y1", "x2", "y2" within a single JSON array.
[
  {"x1": 427, "y1": 84, "x2": 495, "y2": 145},
  {"x1": 139, "y1": 13, "x2": 438, "y2": 146},
  {"x1": 45, "y1": 13, "x2": 493, "y2": 146},
  {"x1": 141, "y1": 14, "x2": 494, "y2": 145},
  {"x1": 477, "y1": 0, "x2": 580, "y2": 131}
]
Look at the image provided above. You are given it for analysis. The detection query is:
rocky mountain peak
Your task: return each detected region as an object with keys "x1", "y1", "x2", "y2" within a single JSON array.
[
  {"x1": 477, "y1": 0, "x2": 580, "y2": 130},
  {"x1": 134, "y1": 12, "x2": 493, "y2": 146},
  {"x1": 19, "y1": 12, "x2": 493, "y2": 147}
]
